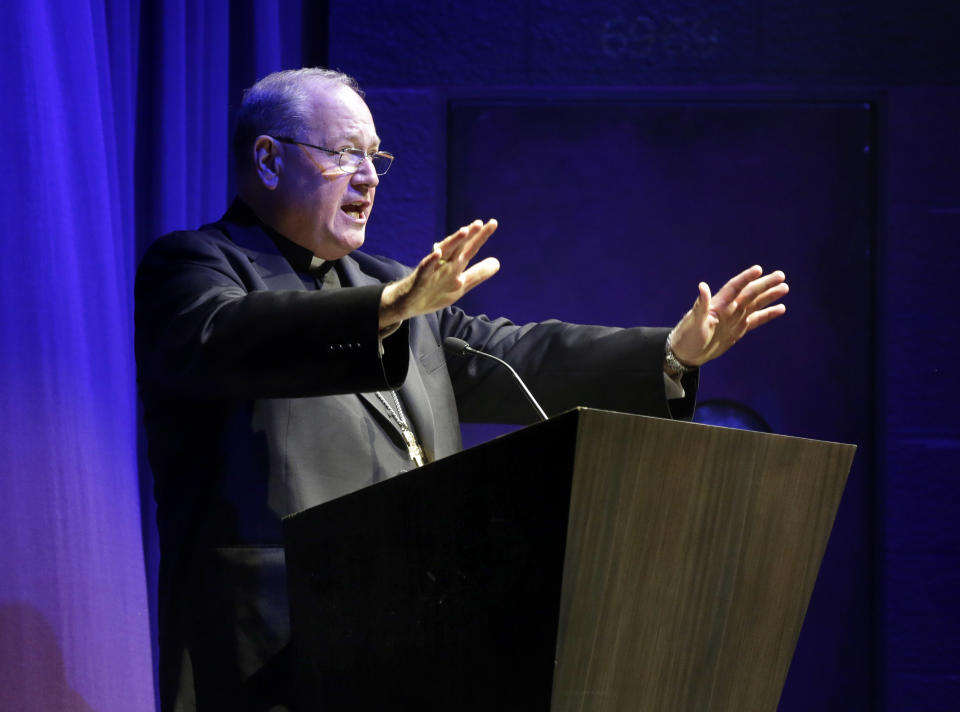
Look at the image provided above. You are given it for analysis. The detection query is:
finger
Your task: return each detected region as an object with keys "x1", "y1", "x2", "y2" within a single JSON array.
[
  {"x1": 714, "y1": 265, "x2": 763, "y2": 304},
  {"x1": 435, "y1": 220, "x2": 482, "y2": 259},
  {"x1": 746, "y1": 281, "x2": 789, "y2": 312},
  {"x1": 458, "y1": 256, "x2": 501, "y2": 293},
  {"x1": 740, "y1": 270, "x2": 787, "y2": 303},
  {"x1": 430, "y1": 221, "x2": 496, "y2": 279},
  {"x1": 731, "y1": 279, "x2": 785, "y2": 319},
  {"x1": 721, "y1": 271, "x2": 786, "y2": 321},
  {"x1": 428, "y1": 222, "x2": 484, "y2": 270},
  {"x1": 419, "y1": 247, "x2": 441, "y2": 270},
  {"x1": 446, "y1": 219, "x2": 494, "y2": 266},
  {"x1": 694, "y1": 281, "x2": 711, "y2": 316},
  {"x1": 419, "y1": 246, "x2": 446, "y2": 273},
  {"x1": 456, "y1": 219, "x2": 498, "y2": 264},
  {"x1": 743, "y1": 303, "x2": 787, "y2": 333},
  {"x1": 707, "y1": 280, "x2": 742, "y2": 319}
]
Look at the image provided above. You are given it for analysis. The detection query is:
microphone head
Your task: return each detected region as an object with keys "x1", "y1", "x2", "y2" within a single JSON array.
[{"x1": 442, "y1": 337, "x2": 470, "y2": 356}]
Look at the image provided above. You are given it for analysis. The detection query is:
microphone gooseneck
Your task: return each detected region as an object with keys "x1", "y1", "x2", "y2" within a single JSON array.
[{"x1": 442, "y1": 337, "x2": 548, "y2": 422}]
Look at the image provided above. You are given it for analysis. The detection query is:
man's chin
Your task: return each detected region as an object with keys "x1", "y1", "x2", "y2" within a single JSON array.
[
  {"x1": 303, "y1": 222, "x2": 365, "y2": 259},
  {"x1": 322, "y1": 229, "x2": 365, "y2": 259},
  {"x1": 341, "y1": 229, "x2": 365, "y2": 253}
]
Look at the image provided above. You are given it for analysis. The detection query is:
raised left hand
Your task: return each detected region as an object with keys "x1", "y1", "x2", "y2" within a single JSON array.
[{"x1": 668, "y1": 265, "x2": 788, "y2": 368}]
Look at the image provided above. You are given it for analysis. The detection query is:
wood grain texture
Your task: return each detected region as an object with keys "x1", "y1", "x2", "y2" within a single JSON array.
[{"x1": 552, "y1": 409, "x2": 855, "y2": 712}]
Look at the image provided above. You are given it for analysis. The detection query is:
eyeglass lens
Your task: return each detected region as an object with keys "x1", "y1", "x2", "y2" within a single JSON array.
[{"x1": 340, "y1": 149, "x2": 392, "y2": 175}]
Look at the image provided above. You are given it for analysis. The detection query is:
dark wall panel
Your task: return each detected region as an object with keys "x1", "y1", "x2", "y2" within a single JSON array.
[{"x1": 880, "y1": 87, "x2": 960, "y2": 712}]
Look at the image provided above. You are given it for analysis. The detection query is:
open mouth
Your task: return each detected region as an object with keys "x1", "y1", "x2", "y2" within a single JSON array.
[{"x1": 341, "y1": 202, "x2": 366, "y2": 221}]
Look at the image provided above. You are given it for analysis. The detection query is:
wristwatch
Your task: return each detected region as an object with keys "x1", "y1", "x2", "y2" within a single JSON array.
[{"x1": 664, "y1": 332, "x2": 695, "y2": 376}]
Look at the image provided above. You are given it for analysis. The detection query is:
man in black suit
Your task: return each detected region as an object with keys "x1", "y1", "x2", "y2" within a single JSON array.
[{"x1": 135, "y1": 67, "x2": 788, "y2": 710}]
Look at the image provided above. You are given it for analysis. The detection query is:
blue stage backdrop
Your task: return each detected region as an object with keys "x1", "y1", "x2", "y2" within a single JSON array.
[
  {"x1": 0, "y1": 1, "x2": 151, "y2": 710},
  {"x1": 2, "y1": 1, "x2": 958, "y2": 710},
  {"x1": 0, "y1": 1, "x2": 296, "y2": 709}
]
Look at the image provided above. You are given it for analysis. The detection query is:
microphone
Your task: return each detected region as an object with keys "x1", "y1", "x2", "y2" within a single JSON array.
[{"x1": 442, "y1": 337, "x2": 548, "y2": 422}]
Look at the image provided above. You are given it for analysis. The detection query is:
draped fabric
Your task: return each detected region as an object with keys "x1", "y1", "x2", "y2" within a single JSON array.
[{"x1": 0, "y1": 1, "x2": 306, "y2": 708}]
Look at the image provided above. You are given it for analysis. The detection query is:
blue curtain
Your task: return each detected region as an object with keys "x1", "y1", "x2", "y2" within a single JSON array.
[
  {"x1": 0, "y1": 0, "x2": 150, "y2": 708},
  {"x1": 0, "y1": 1, "x2": 305, "y2": 708}
]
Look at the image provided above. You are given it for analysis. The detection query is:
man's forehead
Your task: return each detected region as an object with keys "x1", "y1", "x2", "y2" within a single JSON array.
[
  {"x1": 305, "y1": 83, "x2": 372, "y2": 121},
  {"x1": 300, "y1": 83, "x2": 378, "y2": 145}
]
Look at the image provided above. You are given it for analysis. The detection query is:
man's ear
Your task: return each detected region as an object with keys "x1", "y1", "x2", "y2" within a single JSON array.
[{"x1": 252, "y1": 135, "x2": 283, "y2": 190}]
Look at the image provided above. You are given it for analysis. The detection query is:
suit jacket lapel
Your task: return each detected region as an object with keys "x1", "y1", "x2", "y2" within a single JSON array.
[{"x1": 216, "y1": 214, "x2": 307, "y2": 292}]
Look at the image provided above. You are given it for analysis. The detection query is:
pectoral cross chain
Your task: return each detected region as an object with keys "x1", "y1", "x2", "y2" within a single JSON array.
[{"x1": 375, "y1": 391, "x2": 426, "y2": 468}]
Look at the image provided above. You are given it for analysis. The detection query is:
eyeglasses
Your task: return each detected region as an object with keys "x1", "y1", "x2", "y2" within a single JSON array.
[{"x1": 271, "y1": 136, "x2": 394, "y2": 175}]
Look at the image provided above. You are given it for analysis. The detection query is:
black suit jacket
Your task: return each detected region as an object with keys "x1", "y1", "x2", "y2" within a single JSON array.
[{"x1": 135, "y1": 200, "x2": 698, "y2": 710}]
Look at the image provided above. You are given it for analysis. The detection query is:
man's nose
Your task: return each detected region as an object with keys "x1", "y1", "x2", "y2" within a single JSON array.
[{"x1": 351, "y1": 157, "x2": 379, "y2": 188}]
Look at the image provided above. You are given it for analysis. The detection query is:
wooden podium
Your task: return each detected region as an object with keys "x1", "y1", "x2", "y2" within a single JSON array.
[{"x1": 283, "y1": 408, "x2": 856, "y2": 711}]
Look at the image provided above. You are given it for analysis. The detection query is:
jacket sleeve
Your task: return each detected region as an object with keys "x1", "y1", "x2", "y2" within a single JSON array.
[
  {"x1": 135, "y1": 230, "x2": 409, "y2": 400},
  {"x1": 437, "y1": 307, "x2": 697, "y2": 424}
]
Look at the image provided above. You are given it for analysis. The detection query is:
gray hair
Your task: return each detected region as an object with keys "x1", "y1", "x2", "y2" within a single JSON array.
[{"x1": 232, "y1": 67, "x2": 361, "y2": 170}]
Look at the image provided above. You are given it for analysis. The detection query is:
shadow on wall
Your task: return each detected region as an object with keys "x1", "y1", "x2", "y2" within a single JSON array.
[{"x1": 0, "y1": 603, "x2": 95, "y2": 711}]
